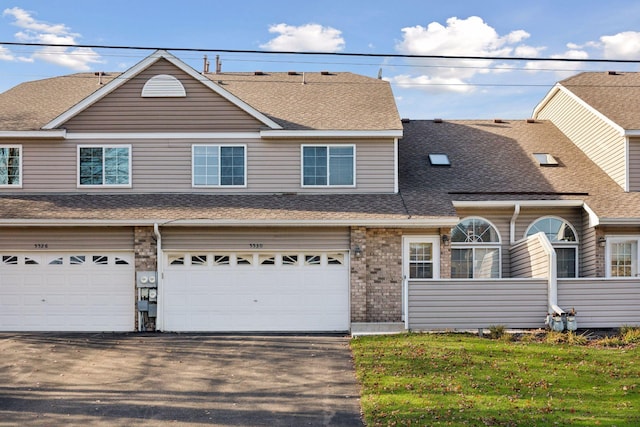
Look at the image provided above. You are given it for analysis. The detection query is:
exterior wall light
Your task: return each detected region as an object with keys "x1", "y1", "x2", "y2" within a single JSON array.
[
  {"x1": 353, "y1": 245, "x2": 362, "y2": 257},
  {"x1": 441, "y1": 234, "x2": 450, "y2": 245},
  {"x1": 598, "y1": 236, "x2": 606, "y2": 247}
]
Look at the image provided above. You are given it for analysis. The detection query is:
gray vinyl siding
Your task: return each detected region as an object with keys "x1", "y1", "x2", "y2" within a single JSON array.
[
  {"x1": 408, "y1": 279, "x2": 548, "y2": 330},
  {"x1": 536, "y1": 89, "x2": 627, "y2": 189},
  {"x1": 62, "y1": 59, "x2": 264, "y2": 132},
  {"x1": 0, "y1": 227, "x2": 134, "y2": 250},
  {"x1": 510, "y1": 236, "x2": 550, "y2": 278},
  {"x1": 557, "y1": 279, "x2": 640, "y2": 327},
  {"x1": 630, "y1": 138, "x2": 640, "y2": 192},
  {"x1": 18, "y1": 137, "x2": 395, "y2": 193},
  {"x1": 161, "y1": 227, "x2": 349, "y2": 251}
]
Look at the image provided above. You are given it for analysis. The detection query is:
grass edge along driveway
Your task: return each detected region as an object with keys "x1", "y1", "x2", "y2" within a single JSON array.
[{"x1": 351, "y1": 332, "x2": 639, "y2": 426}]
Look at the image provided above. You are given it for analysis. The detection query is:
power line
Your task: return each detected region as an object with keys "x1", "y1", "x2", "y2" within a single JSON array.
[{"x1": 2, "y1": 41, "x2": 640, "y2": 64}]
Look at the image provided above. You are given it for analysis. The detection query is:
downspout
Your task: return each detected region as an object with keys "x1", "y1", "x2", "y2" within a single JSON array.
[
  {"x1": 538, "y1": 233, "x2": 564, "y2": 316},
  {"x1": 153, "y1": 223, "x2": 163, "y2": 331},
  {"x1": 510, "y1": 203, "x2": 521, "y2": 245}
]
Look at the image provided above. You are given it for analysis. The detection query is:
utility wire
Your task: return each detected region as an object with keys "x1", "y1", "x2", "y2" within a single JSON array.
[{"x1": 2, "y1": 41, "x2": 640, "y2": 64}]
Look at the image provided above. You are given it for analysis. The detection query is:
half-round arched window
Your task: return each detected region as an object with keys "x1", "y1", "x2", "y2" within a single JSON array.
[
  {"x1": 451, "y1": 217, "x2": 501, "y2": 278},
  {"x1": 525, "y1": 216, "x2": 578, "y2": 278},
  {"x1": 525, "y1": 216, "x2": 577, "y2": 243}
]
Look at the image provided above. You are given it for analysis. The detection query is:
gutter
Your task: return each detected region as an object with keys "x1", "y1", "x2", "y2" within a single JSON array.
[{"x1": 0, "y1": 218, "x2": 460, "y2": 228}]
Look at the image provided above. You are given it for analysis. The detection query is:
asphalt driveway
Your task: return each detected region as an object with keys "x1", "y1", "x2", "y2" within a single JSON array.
[{"x1": 0, "y1": 333, "x2": 363, "y2": 426}]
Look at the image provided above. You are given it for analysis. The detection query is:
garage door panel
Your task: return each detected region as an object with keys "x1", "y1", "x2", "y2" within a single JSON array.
[
  {"x1": 164, "y1": 251, "x2": 349, "y2": 332},
  {"x1": 0, "y1": 252, "x2": 134, "y2": 332}
]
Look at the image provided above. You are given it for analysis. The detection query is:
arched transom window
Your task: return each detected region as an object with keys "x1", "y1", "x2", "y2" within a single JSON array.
[
  {"x1": 525, "y1": 216, "x2": 578, "y2": 278},
  {"x1": 451, "y1": 217, "x2": 501, "y2": 279}
]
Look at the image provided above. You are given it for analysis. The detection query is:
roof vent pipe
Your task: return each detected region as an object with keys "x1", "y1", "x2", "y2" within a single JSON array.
[
  {"x1": 302, "y1": 72, "x2": 306, "y2": 85},
  {"x1": 203, "y1": 55, "x2": 210, "y2": 74},
  {"x1": 215, "y1": 55, "x2": 221, "y2": 74}
]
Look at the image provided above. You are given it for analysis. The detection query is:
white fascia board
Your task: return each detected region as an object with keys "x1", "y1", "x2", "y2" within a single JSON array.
[
  {"x1": 534, "y1": 84, "x2": 625, "y2": 136},
  {"x1": 624, "y1": 129, "x2": 640, "y2": 136},
  {"x1": 452, "y1": 200, "x2": 584, "y2": 209},
  {"x1": 0, "y1": 130, "x2": 66, "y2": 139},
  {"x1": 0, "y1": 217, "x2": 460, "y2": 228},
  {"x1": 582, "y1": 201, "x2": 600, "y2": 228},
  {"x1": 260, "y1": 129, "x2": 404, "y2": 139},
  {"x1": 531, "y1": 84, "x2": 560, "y2": 118},
  {"x1": 43, "y1": 50, "x2": 282, "y2": 131},
  {"x1": 65, "y1": 132, "x2": 261, "y2": 140},
  {"x1": 595, "y1": 217, "x2": 640, "y2": 226}
]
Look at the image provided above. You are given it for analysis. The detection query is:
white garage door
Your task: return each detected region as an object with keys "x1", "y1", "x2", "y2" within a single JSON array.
[
  {"x1": 163, "y1": 251, "x2": 349, "y2": 332},
  {"x1": 0, "y1": 252, "x2": 134, "y2": 331}
]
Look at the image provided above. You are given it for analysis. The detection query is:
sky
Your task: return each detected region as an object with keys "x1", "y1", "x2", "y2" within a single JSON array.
[{"x1": 2, "y1": 0, "x2": 640, "y2": 120}]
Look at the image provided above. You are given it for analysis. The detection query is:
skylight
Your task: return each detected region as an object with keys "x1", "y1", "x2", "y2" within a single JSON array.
[
  {"x1": 533, "y1": 153, "x2": 559, "y2": 167},
  {"x1": 428, "y1": 154, "x2": 450, "y2": 166}
]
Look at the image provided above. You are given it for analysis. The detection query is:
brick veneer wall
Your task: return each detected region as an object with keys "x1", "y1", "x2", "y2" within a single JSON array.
[
  {"x1": 134, "y1": 226, "x2": 158, "y2": 331},
  {"x1": 134, "y1": 226, "x2": 157, "y2": 271},
  {"x1": 350, "y1": 227, "x2": 403, "y2": 322}
]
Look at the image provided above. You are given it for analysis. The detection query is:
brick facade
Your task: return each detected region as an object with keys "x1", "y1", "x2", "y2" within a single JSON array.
[
  {"x1": 134, "y1": 226, "x2": 157, "y2": 271},
  {"x1": 350, "y1": 227, "x2": 403, "y2": 322}
]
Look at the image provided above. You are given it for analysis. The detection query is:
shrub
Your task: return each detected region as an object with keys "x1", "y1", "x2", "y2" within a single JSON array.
[
  {"x1": 488, "y1": 324, "x2": 506, "y2": 339},
  {"x1": 620, "y1": 325, "x2": 640, "y2": 344}
]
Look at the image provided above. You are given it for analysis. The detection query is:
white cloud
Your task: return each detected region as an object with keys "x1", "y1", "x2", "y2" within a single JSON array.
[
  {"x1": 599, "y1": 31, "x2": 640, "y2": 60},
  {"x1": 392, "y1": 16, "x2": 544, "y2": 93},
  {"x1": 386, "y1": 74, "x2": 474, "y2": 94},
  {"x1": 2, "y1": 7, "x2": 103, "y2": 71},
  {"x1": 260, "y1": 23, "x2": 345, "y2": 52}
]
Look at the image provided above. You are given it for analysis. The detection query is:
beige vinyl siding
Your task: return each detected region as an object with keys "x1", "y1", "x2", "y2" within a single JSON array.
[
  {"x1": 0, "y1": 227, "x2": 134, "y2": 250},
  {"x1": 408, "y1": 279, "x2": 548, "y2": 330},
  {"x1": 510, "y1": 235, "x2": 550, "y2": 278},
  {"x1": 558, "y1": 279, "x2": 640, "y2": 327},
  {"x1": 62, "y1": 59, "x2": 264, "y2": 132},
  {"x1": 536, "y1": 89, "x2": 627, "y2": 189},
  {"x1": 161, "y1": 227, "x2": 349, "y2": 251},
  {"x1": 580, "y1": 211, "x2": 598, "y2": 277},
  {"x1": 18, "y1": 137, "x2": 395, "y2": 193},
  {"x1": 629, "y1": 138, "x2": 640, "y2": 192}
]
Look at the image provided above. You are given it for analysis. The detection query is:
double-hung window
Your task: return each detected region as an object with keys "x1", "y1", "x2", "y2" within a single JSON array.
[
  {"x1": 302, "y1": 145, "x2": 355, "y2": 187},
  {"x1": 607, "y1": 237, "x2": 639, "y2": 278},
  {"x1": 78, "y1": 145, "x2": 131, "y2": 187},
  {"x1": 192, "y1": 145, "x2": 246, "y2": 187},
  {"x1": 403, "y1": 237, "x2": 440, "y2": 279},
  {"x1": 0, "y1": 145, "x2": 21, "y2": 187}
]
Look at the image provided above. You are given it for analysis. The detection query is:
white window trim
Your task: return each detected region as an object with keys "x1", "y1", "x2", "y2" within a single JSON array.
[
  {"x1": 451, "y1": 216, "x2": 502, "y2": 279},
  {"x1": 403, "y1": 236, "x2": 440, "y2": 281},
  {"x1": 0, "y1": 144, "x2": 22, "y2": 188},
  {"x1": 77, "y1": 144, "x2": 132, "y2": 188},
  {"x1": 300, "y1": 144, "x2": 356, "y2": 188},
  {"x1": 191, "y1": 144, "x2": 248, "y2": 188},
  {"x1": 605, "y1": 235, "x2": 640, "y2": 278},
  {"x1": 525, "y1": 216, "x2": 579, "y2": 278}
]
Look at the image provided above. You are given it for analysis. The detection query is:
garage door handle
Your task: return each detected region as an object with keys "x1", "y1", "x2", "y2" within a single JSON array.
[{"x1": 41, "y1": 299, "x2": 46, "y2": 302}]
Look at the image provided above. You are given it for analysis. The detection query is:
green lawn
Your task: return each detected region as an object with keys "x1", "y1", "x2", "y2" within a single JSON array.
[{"x1": 351, "y1": 332, "x2": 639, "y2": 426}]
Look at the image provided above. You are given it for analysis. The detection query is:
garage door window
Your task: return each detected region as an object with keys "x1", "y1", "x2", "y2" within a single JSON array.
[
  {"x1": 282, "y1": 255, "x2": 298, "y2": 266},
  {"x1": 259, "y1": 255, "x2": 276, "y2": 265},
  {"x1": 236, "y1": 254, "x2": 253, "y2": 265}
]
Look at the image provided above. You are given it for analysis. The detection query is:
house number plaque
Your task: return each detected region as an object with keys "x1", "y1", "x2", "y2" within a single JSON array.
[
  {"x1": 34, "y1": 243, "x2": 49, "y2": 249},
  {"x1": 249, "y1": 243, "x2": 264, "y2": 249}
]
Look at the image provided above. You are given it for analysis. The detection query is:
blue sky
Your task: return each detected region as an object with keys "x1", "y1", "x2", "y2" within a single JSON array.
[{"x1": 2, "y1": 0, "x2": 640, "y2": 119}]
